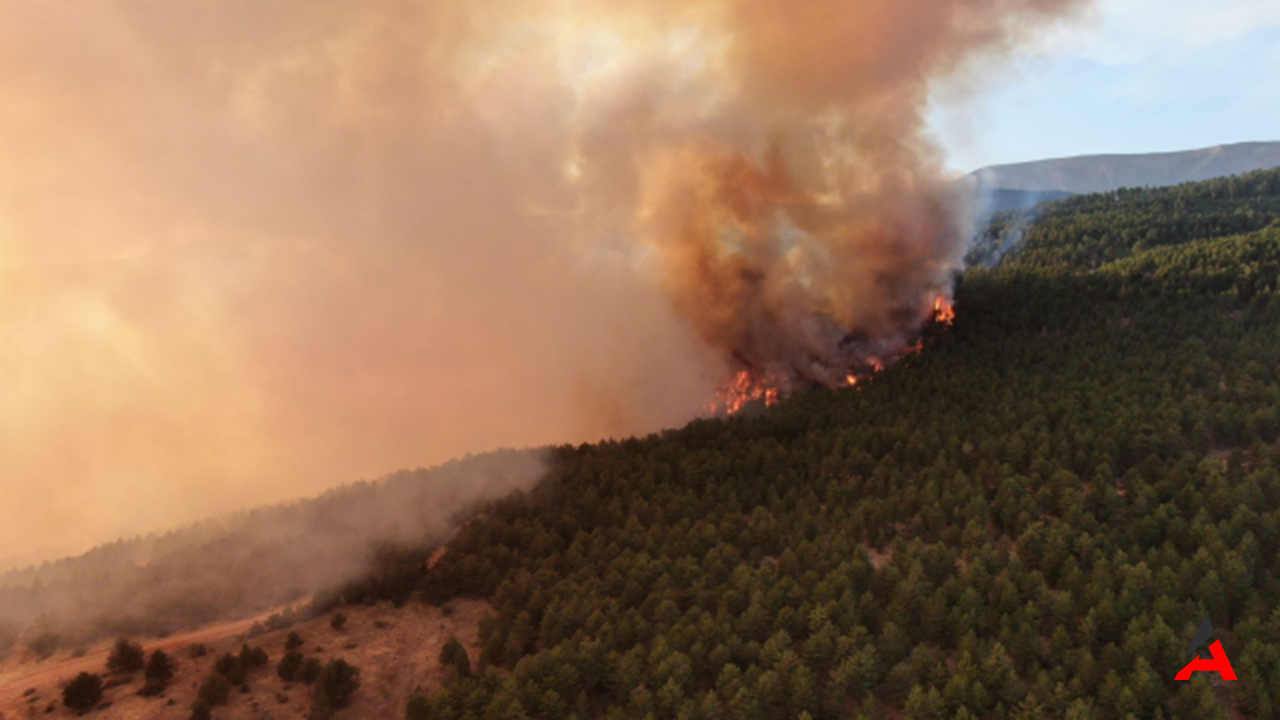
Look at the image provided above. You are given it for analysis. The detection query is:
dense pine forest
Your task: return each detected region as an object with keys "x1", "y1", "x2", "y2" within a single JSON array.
[{"x1": 373, "y1": 170, "x2": 1280, "y2": 719}]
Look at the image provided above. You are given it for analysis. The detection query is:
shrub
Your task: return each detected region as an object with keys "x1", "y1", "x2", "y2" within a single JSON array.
[
  {"x1": 407, "y1": 693, "x2": 430, "y2": 720},
  {"x1": 330, "y1": 613, "x2": 348, "y2": 632},
  {"x1": 106, "y1": 638, "x2": 146, "y2": 674},
  {"x1": 62, "y1": 672, "x2": 103, "y2": 714},
  {"x1": 213, "y1": 652, "x2": 247, "y2": 684},
  {"x1": 286, "y1": 631, "x2": 305, "y2": 651},
  {"x1": 139, "y1": 649, "x2": 176, "y2": 696},
  {"x1": 439, "y1": 636, "x2": 471, "y2": 678},
  {"x1": 196, "y1": 672, "x2": 232, "y2": 707},
  {"x1": 298, "y1": 657, "x2": 323, "y2": 685},
  {"x1": 278, "y1": 650, "x2": 304, "y2": 682},
  {"x1": 240, "y1": 643, "x2": 269, "y2": 669},
  {"x1": 309, "y1": 658, "x2": 360, "y2": 720},
  {"x1": 188, "y1": 643, "x2": 208, "y2": 658},
  {"x1": 189, "y1": 699, "x2": 212, "y2": 720}
]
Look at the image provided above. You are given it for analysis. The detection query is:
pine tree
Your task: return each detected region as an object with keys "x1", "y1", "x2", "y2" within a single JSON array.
[
  {"x1": 440, "y1": 636, "x2": 472, "y2": 678},
  {"x1": 106, "y1": 638, "x2": 145, "y2": 674},
  {"x1": 62, "y1": 672, "x2": 103, "y2": 714},
  {"x1": 139, "y1": 649, "x2": 176, "y2": 696}
]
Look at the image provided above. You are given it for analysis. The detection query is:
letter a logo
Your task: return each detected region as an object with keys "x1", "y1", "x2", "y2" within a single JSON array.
[{"x1": 1176, "y1": 614, "x2": 1237, "y2": 681}]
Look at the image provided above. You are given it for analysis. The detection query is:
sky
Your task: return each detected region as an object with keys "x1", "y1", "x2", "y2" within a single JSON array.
[{"x1": 932, "y1": 0, "x2": 1280, "y2": 171}]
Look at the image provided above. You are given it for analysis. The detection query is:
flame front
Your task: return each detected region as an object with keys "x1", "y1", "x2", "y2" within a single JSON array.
[
  {"x1": 708, "y1": 370, "x2": 781, "y2": 415},
  {"x1": 711, "y1": 295, "x2": 957, "y2": 414}
]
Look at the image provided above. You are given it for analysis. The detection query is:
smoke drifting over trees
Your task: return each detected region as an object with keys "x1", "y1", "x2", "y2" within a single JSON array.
[
  {"x1": 0, "y1": 0, "x2": 1086, "y2": 558},
  {"x1": 0, "y1": 450, "x2": 545, "y2": 653}
]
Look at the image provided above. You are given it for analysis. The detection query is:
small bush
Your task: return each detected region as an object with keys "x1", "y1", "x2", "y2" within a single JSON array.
[
  {"x1": 139, "y1": 649, "x2": 176, "y2": 696},
  {"x1": 278, "y1": 649, "x2": 304, "y2": 682},
  {"x1": 240, "y1": 643, "x2": 269, "y2": 669},
  {"x1": 213, "y1": 652, "x2": 247, "y2": 684},
  {"x1": 330, "y1": 613, "x2": 347, "y2": 632},
  {"x1": 407, "y1": 693, "x2": 429, "y2": 720},
  {"x1": 189, "y1": 699, "x2": 212, "y2": 720},
  {"x1": 439, "y1": 636, "x2": 471, "y2": 678},
  {"x1": 309, "y1": 658, "x2": 360, "y2": 720},
  {"x1": 298, "y1": 657, "x2": 323, "y2": 685},
  {"x1": 285, "y1": 631, "x2": 305, "y2": 651},
  {"x1": 196, "y1": 672, "x2": 232, "y2": 707},
  {"x1": 188, "y1": 643, "x2": 208, "y2": 658},
  {"x1": 106, "y1": 638, "x2": 146, "y2": 674},
  {"x1": 62, "y1": 672, "x2": 103, "y2": 714}
]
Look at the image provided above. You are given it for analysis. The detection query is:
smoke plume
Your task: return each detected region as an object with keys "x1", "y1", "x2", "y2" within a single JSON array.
[{"x1": 0, "y1": 0, "x2": 1084, "y2": 560}]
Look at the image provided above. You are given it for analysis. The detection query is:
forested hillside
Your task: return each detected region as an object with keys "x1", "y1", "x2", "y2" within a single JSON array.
[
  {"x1": 383, "y1": 169, "x2": 1280, "y2": 718},
  {"x1": 968, "y1": 170, "x2": 1280, "y2": 269}
]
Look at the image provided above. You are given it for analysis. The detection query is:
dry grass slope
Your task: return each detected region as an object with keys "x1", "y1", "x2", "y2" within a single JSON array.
[{"x1": 0, "y1": 600, "x2": 489, "y2": 720}]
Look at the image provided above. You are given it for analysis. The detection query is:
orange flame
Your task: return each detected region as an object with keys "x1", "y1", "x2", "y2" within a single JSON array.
[
  {"x1": 709, "y1": 370, "x2": 781, "y2": 415},
  {"x1": 709, "y1": 298, "x2": 956, "y2": 413},
  {"x1": 933, "y1": 296, "x2": 956, "y2": 325}
]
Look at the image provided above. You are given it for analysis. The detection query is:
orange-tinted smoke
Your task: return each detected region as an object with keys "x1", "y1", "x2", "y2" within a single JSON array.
[
  {"x1": 0, "y1": 0, "x2": 1085, "y2": 562},
  {"x1": 635, "y1": 0, "x2": 1088, "y2": 389}
]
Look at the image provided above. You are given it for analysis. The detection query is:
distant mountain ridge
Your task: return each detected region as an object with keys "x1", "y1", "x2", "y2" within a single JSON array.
[{"x1": 969, "y1": 141, "x2": 1280, "y2": 197}]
